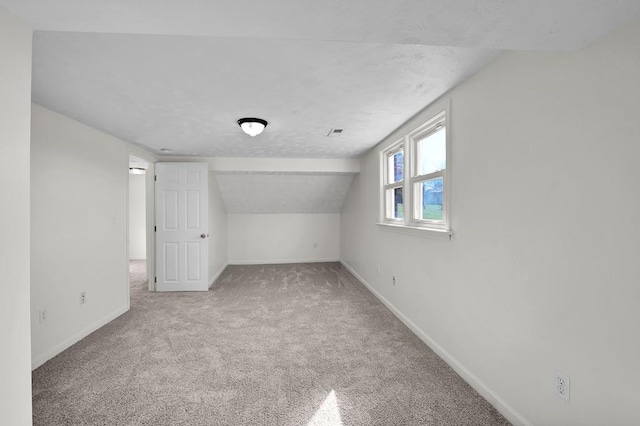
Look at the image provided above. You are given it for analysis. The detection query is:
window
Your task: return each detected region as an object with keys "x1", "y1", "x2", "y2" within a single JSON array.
[
  {"x1": 380, "y1": 100, "x2": 451, "y2": 235},
  {"x1": 382, "y1": 144, "x2": 404, "y2": 221}
]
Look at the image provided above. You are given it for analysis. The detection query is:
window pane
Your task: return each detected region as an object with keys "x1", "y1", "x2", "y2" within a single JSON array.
[
  {"x1": 419, "y1": 177, "x2": 443, "y2": 221},
  {"x1": 417, "y1": 127, "x2": 445, "y2": 176},
  {"x1": 388, "y1": 149, "x2": 404, "y2": 183},
  {"x1": 387, "y1": 187, "x2": 404, "y2": 219}
]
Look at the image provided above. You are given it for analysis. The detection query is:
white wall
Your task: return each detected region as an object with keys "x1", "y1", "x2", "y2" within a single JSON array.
[
  {"x1": 128, "y1": 173, "x2": 146, "y2": 259},
  {"x1": 341, "y1": 19, "x2": 640, "y2": 426},
  {"x1": 0, "y1": 7, "x2": 33, "y2": 425},
  {"x1": 229, "y1": 214, "x2": 340, "y2": 264},
  {"x1": 31, "y1": 104, "x2": 130, "y2": 369},
  {"x1": 208, "y1": 173, "x2": 228, "y2": 284}
]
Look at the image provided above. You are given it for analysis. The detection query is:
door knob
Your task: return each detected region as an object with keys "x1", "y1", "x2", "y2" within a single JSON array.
[{"x1": 200, "y1": 233, "x2": 207, "y2": 239}]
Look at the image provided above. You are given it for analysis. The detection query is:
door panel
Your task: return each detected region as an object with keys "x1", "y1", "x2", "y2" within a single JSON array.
[
  {"x1": 164, "y1": 191, "x2": 179, "y2": 229},
  {"x1": 164, "y1": 243, "x2": 179, "y2": 282},
  {"x1": 155, "y1": 162, "x2": 209, "y2": 291},
  {"x1": 186, "y1": 191, "x2": 200, "y2": 229},
  {"x1": 186, "y1": 242, "x2": 201, "y2": 281}
]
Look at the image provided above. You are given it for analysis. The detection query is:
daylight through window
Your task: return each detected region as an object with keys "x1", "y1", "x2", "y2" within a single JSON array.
[
  {"x1": 380, "y1": 101, "x2": 450, "y2": 233},
  {"x1": 383, "y1": 145, "x2": 404, "y2": 220}
]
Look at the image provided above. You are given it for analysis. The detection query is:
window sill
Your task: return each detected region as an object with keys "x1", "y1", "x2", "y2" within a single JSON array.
[{"x1": 376, "y1": 223, "x2": 453, "y2": 240}]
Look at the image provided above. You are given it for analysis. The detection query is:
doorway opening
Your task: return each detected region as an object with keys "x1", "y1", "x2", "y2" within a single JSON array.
[{"x1": 129, "y1": 155, "x2": 149, "y2": 295}]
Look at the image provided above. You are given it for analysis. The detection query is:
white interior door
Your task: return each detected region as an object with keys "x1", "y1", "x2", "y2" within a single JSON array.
[{"x1": 155, "y1": 162, "x2": 209, "y2": 291}]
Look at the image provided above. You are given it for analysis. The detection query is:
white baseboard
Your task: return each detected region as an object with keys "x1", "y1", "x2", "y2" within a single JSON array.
[
  {"x1": 31, "y1": 305, "x2": 130, "y2": 371},
  {"x1": 340, "y1": 260, "x2": 532, "y2": 426},
  {"x1": 228, "y1": 258, "x2": 340, "y2": 265},
  {"x1": 209, "y1": 262, "x2": 228, "y2": 288}
]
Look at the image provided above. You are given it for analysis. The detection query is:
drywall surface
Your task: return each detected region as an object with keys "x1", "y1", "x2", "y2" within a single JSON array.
[
  {"x1": 31, "y1": 104, "x2": 129, "y2": 369},
  {"x1": 208, "y1": 173, "x2": 228, "y2": 285},
  {"x1": 228, "y1": 214, "x2": 340, "y2": 264},
  {"x1": 0, "y1": 7, "x2": 33, "y2": 425},
  {"x1": 216, "y1": 172, "x2": 355, "y2": 214},
  {"x1": 128, "y1": 173, "x2": 146, "y2": 259},
  {"x1": 341, "y1": 19, "x2": 640, "y2": 426}
]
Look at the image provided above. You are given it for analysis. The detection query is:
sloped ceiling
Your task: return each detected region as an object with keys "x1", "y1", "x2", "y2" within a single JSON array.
[
  {"x1": 4, "y1": 0, "x2": 639, "y2": 213},
  {"x1": 215, "y1": 173, "x2": 355, "y2": 214}
]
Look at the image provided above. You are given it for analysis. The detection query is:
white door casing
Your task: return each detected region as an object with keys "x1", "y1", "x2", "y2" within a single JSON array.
[{"x1": 155, "y1": 162, "x2": 209, "y2": 291}]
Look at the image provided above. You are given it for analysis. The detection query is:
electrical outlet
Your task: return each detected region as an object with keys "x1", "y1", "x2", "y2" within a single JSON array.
[
  {"x1": 392, "y1": 275, "x2": 396, "y2": 286},
  {"x1": 313, "y1": 242, "x2": 318, "y2": 249},
  {"x1": 555, "y1": 370, "x2": 570, "y2": 402},
  {"x1": 376, "y1": 264, "x2": 380, "y2": 274},
  {"x1": 39, "y1": 310, "x2": 46, "y2": 324},
  {"x1": 80, "y1": 291, "x2": 86, "y2": 304}
]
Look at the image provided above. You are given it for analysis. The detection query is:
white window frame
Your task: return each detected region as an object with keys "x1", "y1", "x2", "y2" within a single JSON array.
[
  {"x1": 408, "y1": 110, "x2": 447, "y2": 230},
  {"x1": 381, "y1": 140, "x2": 405, "y2": 224},
  {"x1": 379, "y1": 99, "x2": 451, "y2": 238}
]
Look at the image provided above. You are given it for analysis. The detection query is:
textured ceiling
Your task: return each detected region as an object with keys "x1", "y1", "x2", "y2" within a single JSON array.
[
  {"x1": 3, "y1": 0, "x2": 639, "y2": 159},
  {"x1": 5, "y1": 0, "x2": 639, "y2": 214},
  {"x1": 129, "y1": 155, "x2": 149, "y2": 170},
  {"x1": 3, "y1": 0, "x2": 640, "y2": 50},
  {"x1": 31, "y1": 32, "x2": 496, "y2": 158}
]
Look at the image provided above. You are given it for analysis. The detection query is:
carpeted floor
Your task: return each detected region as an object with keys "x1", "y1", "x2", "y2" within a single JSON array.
[{"x1": 32, "y1": 261, "x2": 510, "y2": 425}]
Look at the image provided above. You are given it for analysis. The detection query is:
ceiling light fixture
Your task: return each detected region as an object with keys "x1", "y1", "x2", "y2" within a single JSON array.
[
  {"x1": 129, "y1": 167, "x2": 146, "y2": 175},
  {"x1": 237, "y1": 117, "x2": 268, "y2": 137}
]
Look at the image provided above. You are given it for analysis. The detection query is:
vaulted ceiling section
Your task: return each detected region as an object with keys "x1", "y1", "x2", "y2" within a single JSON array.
[{"x1": 4, "y1": 0, "x2": 639, "y2": 212}]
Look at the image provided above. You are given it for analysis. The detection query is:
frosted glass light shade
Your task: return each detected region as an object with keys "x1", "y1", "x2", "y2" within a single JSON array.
[{"x1": 238, "y1": 118, "x2": 268, "y2": 137}]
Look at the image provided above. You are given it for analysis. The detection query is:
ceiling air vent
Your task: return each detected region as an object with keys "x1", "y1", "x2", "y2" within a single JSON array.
[{"x1": 327, "y1": 128, "x2": 344, "y2": 137}]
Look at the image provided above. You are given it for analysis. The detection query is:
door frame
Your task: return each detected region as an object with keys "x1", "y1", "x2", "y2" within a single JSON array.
[{"x1": 127, "y1": 147, "x2": 157, "y2": 295}]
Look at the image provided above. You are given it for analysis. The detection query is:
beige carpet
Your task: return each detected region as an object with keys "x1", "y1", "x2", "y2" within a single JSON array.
[{"x1": 32, "y1": 262, "x2": 510, "y2": 425}]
